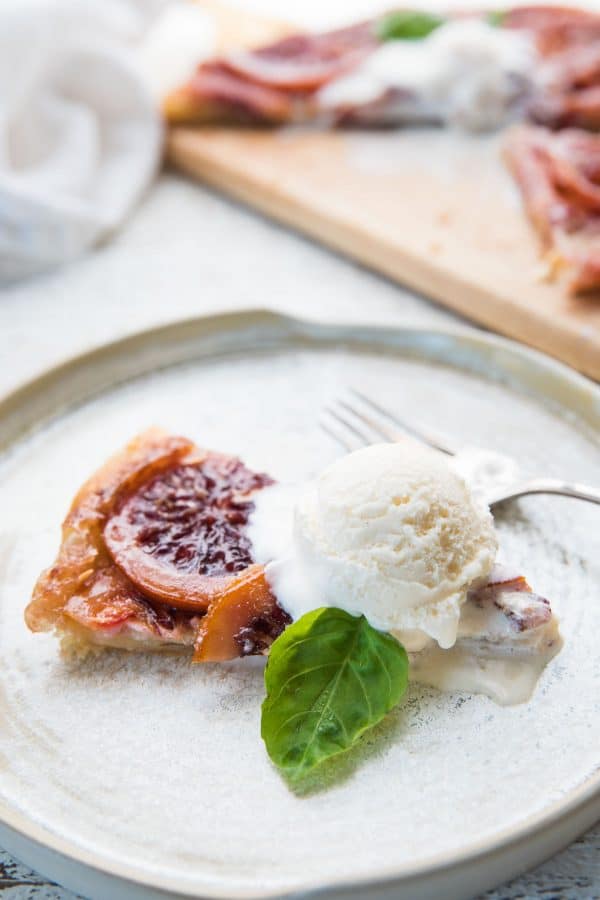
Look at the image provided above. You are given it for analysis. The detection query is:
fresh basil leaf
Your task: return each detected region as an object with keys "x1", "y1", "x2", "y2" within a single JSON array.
[
  {"x1": 261, "y1": 607, "x2": 409, "y2": 782},
  {"x1": 486, "y1": 9, "x2": 507, "y2": 26},
  {"x1": 376, "y1": 10, "x2": 445, "y2": 41}
]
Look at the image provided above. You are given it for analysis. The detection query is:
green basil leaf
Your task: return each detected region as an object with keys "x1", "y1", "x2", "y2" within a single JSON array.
[
  {"x1": 261, "y1": 607, "x2": 409, "y2": 782},
  {"x1": 376, "y1": 10, "x2": 446, "y2": 41},
  {"x1": 486, "y1": 9, "x2": 507, "y2": 26}
]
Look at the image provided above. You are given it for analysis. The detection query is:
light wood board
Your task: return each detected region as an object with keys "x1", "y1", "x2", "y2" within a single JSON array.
[{"x1": 167, "y1": 4, "x2": 600, "y2": 380}]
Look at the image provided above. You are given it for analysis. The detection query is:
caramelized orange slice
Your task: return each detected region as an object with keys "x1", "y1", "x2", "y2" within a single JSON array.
[
  {"x1": 104, "y1": 451, "x2": 273, "y2": 611},
  {"x1": 194, "y1": 566, "x2": 290, "y2": 661}
]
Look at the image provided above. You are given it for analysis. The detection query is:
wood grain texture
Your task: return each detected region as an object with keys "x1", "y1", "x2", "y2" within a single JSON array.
[
  {"x1": 167, "y1": 126, "x2": 600, "y2": 381},
  {"x1": 166, "y1": 4, "x2": 600, "y2": 380}
]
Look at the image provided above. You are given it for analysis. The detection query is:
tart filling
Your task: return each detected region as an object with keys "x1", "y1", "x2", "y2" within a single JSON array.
[{"x1": 410, "y1": 566, "x2": 561, "y2": 704}]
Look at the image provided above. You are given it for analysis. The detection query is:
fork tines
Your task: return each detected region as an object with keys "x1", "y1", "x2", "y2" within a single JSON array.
[{"x1": 321, "y1": 388, "x2": 457, "y2": 455}]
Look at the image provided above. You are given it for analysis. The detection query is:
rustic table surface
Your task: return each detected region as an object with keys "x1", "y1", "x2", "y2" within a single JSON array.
[{"x1": 1, "y1": 172, "x2": 598, "y2": 899}]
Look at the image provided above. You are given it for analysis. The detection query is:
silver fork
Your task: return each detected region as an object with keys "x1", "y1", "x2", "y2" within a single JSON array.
[{"x1": 321, "y1": 388, "x2": 600, "y2": 509}]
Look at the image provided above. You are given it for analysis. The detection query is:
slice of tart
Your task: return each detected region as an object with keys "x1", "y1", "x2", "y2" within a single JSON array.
[{"x1": 25, "y1": 429, "x2": 289, "y2": 660}]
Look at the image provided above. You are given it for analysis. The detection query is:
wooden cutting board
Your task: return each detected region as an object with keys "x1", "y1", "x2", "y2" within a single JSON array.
[{"x1": 167, "y1": 3, "x2": 600, "y2": 380}]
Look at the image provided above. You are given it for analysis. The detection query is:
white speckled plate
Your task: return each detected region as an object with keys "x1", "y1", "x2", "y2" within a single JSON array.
[{"x1": 0, "y1": 311, "x2": 598, "y2": 900}]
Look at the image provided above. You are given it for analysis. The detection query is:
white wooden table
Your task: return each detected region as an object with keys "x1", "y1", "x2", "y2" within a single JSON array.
[{"x1": 0, "y1": 173, "x2": 598, "y2": 899}]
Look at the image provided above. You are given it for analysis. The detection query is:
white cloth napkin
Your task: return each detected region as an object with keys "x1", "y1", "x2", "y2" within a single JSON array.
[{"x1": 0, "y1": 0, "x2": 214, "y2": 281}]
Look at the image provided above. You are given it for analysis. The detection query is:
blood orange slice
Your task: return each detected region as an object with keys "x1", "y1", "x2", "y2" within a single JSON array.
[{"x1": 104, "y1": 451, "x2": 274, "y2": 611}]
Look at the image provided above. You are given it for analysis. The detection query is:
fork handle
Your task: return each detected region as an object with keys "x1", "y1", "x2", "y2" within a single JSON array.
[{"x1": 489, "y1": 478, "x2": 600, "y2": 507}]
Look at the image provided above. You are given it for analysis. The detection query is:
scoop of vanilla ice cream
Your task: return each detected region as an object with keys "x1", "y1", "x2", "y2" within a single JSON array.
[{"x1": 272, "y1": 442, "x2": 497, "y2": 650}]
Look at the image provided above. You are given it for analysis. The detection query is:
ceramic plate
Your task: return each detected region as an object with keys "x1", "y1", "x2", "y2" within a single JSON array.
[{"x1": 0, "y1": 311, "x2": 598, "y2": 900}]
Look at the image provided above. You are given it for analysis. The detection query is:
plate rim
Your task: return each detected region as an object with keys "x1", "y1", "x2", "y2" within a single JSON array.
[{"x1": 1, "y1": 308, "x2": 598, "y2": 899}]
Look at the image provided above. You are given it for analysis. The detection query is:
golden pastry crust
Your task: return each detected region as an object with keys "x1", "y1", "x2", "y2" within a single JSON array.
[{"x1": 25, "y1": 429, "x2": 202, "y2": 652}]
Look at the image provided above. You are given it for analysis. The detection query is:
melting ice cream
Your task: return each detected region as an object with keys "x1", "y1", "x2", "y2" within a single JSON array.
[{"x1": 249, "y1": 441, "x2": 561, "y2": 705}]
